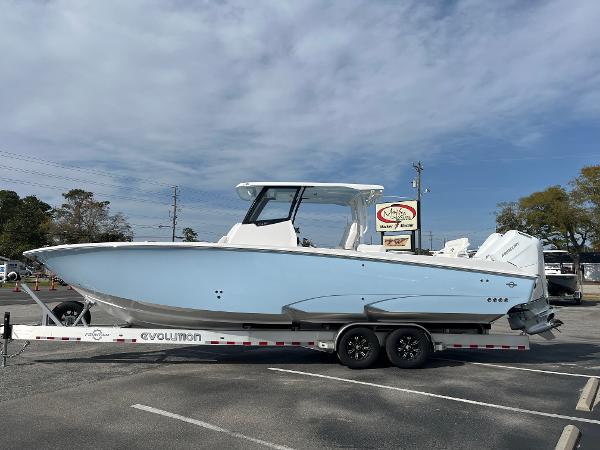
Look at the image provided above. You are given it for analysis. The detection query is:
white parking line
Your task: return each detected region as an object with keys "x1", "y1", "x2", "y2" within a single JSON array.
[
  {"x1": 268, "y1": 368, "x2": 600, "y2": 426},
  {"x1": 432, "y1": 357, "x2": 596, "y2": 378},
  {"x1": 131, "y1": 404, "x2": 294, "y2": 450}
]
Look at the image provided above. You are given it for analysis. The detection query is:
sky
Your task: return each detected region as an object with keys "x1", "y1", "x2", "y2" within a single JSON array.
[{"x1": 0, "y1": 0, "x2": 599, "y2": 248}]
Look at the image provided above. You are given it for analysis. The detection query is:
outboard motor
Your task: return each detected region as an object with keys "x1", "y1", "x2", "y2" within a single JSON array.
[
  {"x1": 474, "y1": 231, "x2": 562, "y2": 337},
  {"x1": 432, "y1": 238, "x2": 470, "y2": 258}
]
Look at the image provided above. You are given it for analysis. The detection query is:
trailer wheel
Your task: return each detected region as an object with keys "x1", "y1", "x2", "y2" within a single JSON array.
[
  {"x1": 47, "y1": 301, "x2": 91, "y2": 326},
  {"x1": 385, "y1": 328, "x2": 430, "y2": 369},
  {"x1": 337, "y1": 327, "x2": 380, "y2": 369}
]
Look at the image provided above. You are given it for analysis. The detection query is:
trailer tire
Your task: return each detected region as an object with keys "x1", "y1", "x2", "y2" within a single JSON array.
[
  {"x1": 47, "y1": 301, "x2": 91, "y2": 326},
  {"x1": 385, "y1": 328, "x2": 430, "y2": 369},
  {"x1": 337, "y1": 327, "x2": 380, "y2": 369}
]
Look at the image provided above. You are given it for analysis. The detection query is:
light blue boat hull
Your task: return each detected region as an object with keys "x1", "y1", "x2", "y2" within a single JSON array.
[{"x1": 29, "y1": 245, "x2": 536, "y2": 329}]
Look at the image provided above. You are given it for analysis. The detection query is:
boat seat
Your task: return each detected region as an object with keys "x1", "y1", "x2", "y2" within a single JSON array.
[
  {"x1": 222, "y1": 221, "x2": 298, "y2": 247},
  {"x1": 339, "y1": 222, "x2": 359, "y2": 250},
  {"x1": 218, "y1": 223, "x2": 241, "y2": 244}
]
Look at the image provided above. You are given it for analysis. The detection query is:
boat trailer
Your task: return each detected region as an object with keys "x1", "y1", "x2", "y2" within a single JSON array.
[{"x1": 1, "y1": 283, "x2": 532, "y2": 369}]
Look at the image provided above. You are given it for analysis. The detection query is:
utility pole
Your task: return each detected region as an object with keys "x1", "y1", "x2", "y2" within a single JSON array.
[
  {"x1": 171, "y1": 185, "x2": 178, "y2": 242},
  {"x1": 412, "y1": 161, "x2": 423, "y2": 254},
  {"x1": 427, "y1": 231, "x2": 433, "y2": 251}
]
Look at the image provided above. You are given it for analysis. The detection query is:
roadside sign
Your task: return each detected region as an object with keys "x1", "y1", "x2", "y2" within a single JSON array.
[
  {"x1": 375, "y1": 201, "x2": 419, "y2": 231},
  {"x1": 383, "y1": 235, "x2": 412, "y2": 250}
]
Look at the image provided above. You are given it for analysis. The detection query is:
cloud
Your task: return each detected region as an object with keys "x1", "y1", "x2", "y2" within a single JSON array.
[{"x1": 1, "y1": 0, "x2": 599, "y2": 239}]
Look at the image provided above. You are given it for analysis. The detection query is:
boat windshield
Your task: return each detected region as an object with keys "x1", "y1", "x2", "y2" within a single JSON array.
[
  {"x1": 240, "y1": 185, "x2": 371, "y2": 249},
  {"x1": 243, "y1": 187, "x2": 300, "y2": 226},
  {"x1": 293, "y1": 201, "x2": 351, "y2": 248}
]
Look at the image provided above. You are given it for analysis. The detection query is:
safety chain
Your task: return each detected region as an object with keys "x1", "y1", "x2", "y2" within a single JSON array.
[{"x1": 0, "y1": 339, "x2": 30, "y2": 358}]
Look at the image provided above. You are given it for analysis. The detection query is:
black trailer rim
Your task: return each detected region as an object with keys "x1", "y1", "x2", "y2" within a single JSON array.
[
  {"x1": 346, "y1": 335, "x2": 372, "y2": 360},
  {"x1": 58, "y1": 308, "x2": 79, "y2": 326},
  {"x1": 395, "y1": 335, "x2": 421, "y2": 361}
]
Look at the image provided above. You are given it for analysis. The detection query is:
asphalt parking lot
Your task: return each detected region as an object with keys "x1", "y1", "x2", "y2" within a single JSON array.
[{"x1": 0, "y1": 288, "x2": 599, "y2": 449}]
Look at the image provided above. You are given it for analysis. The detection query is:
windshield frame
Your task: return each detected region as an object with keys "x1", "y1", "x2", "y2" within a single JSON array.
[{"x1": 242, "y1": 186, "x2": 302, "y2": 226}]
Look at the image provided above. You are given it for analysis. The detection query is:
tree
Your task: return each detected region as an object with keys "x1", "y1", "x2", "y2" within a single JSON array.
[
  {"x1": 495, "y1": 165, "x2": 600, "y2": 271},
  {"x1": 571, "y1": 165, "x2": 600, "y2": 249},
  {"x1": 495, "y1": 202, "x2": 524, "y2": 232},
  {"x1": 0, "y1": 190, "x2": 21, "y2": 233},
  {"x1": 98, "y1": 212, "x2": 133, "y2": 242},
  {"x1": 571, "y1": 165, "x2": 600, "y2": 209},
  {"x1": 0, "y1": 191, "x2": 52, "y2": 259},
  {"x1": 182, "y1": 227, "x2": 199, "y2": 242},
  {"x1": 52, "y1": 189, "x2": 133, "y2": 244},
  {"x1": 496, "y1": 185, "x2": 593, "y2": 253},
  {"x1": 521, "y1": 186, "x2": 592, "y2": 253}
]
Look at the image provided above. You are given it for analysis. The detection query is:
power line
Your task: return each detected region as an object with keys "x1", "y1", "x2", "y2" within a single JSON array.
[
  {"x1": 0, "y1": 163, "x2": 169, "y2": 197},
  {"x1": 0, "y1": 176, "x2": 173, "y2": 207},
  {"x1": 0, "y1": 176, "x2": 230, "y2": 234},
  {"x1": 130, "y1": 213, "x2": 170, "y2": 221},
  {"x1": 130, "y1": 224, "x2": 170, "y2": 229},
  {"x1": 0, "y1": 149, "x2": 173, "y2": 188},
  {"x1": 0, "y1": 149, "x2": 246, "y2": 202},
  {"x1": 0, "y1": 149, "x2": 252, "y2": 208},
  {"x1": 178, "y1": 190, "x2": 244, "y2": 205},
  {"x1": 1, "y1": 149, "x2": 256, "y2": 202},
  {"x1": 0, "y1": 150, "x2": 296, "y2": 240}
]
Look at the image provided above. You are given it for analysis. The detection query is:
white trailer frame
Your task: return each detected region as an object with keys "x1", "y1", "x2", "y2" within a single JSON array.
[{"x1": 0, "y1": 283, "x2": 531, "y2": 368}]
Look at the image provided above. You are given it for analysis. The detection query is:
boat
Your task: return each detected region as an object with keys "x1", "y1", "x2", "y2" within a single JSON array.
[
  {"x1": 23, "y1": 182, "x2": 560, "y2": 335},
  {"x1": 543, "y1": 250, "x2": 580, "y2": 297}
]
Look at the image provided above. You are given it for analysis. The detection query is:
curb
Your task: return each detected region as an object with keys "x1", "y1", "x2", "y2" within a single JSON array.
[
  {"x1": 554, "y1": 425, "x2": 581, "y2": 450},
  {"x1": 576, "y1": 377, "x2": 599, "y2": 412}
]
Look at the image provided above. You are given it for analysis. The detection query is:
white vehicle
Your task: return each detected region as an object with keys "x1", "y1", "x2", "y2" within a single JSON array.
[
  {"x1": 543, "y1": 250, "x2": 582, "y2": 303},
  {"x1": 0, "y1": 260, "x2": 31, "y2": 283}
]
